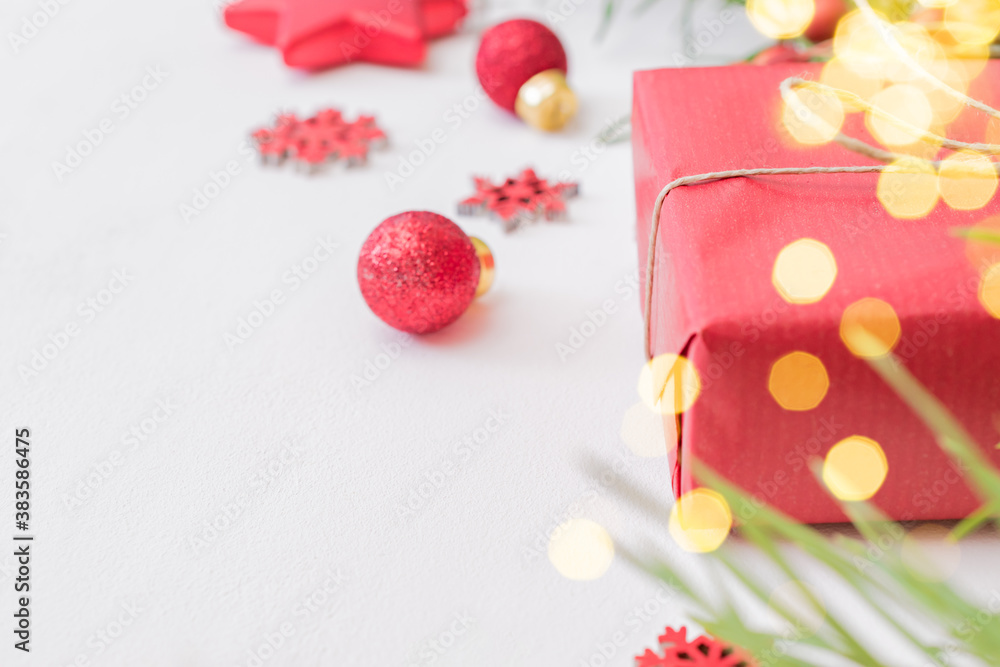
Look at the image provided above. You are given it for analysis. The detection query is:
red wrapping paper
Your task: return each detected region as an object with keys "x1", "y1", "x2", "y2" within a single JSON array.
[{"x1": 633, "y1": 62, "x2": 1000, "y2": 523}]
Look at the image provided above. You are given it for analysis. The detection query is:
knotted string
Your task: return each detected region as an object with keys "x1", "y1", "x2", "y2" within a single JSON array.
[{"x1": 642, "y1": 0, "x2": 1000, "y2": 360}]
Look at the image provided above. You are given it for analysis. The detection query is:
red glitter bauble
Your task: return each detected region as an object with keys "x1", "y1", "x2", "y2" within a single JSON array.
[
  {"x1": 357, "y1": 211, "x2": 480, "y2": 334},
  {"x1": 475, "y1": 19, "x2": 568, "y2": 112}
]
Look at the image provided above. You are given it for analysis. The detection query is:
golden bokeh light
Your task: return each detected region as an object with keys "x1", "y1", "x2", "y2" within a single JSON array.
[
  {"x1": 782, "y1": 87, "x2": 845, "y2": 146},
  {"x1": 822, "y1": 435, "x2": 889, "y2": 501},
  {"x1": 768, "y1": 581, "x2": 827, "y2": 637},
  {"x1": 620, "y1": 402, "x2": 675, "y2": 458},
  {"x1": 867, "y1": 84, "x2": 934, "y2": 147},
  {"x1": 768, "y1": 352, "x2": 830, "y2": 411},
  {"x1": 820, "y1": 59, "x2": 883, "y2": 112},
  {"x1": 840, "y1": 298, "x2": 902, "y2": 358},
  {"x1": 944, "y1": 0, "x2": 1000, "y2": 45},
  {"x1": 747, "y1": 0, "x2": 816, "y2": 39},
  {"x1": 937, "y1": 151, "x2": 999, "y2": 211},
  {"x1": 772, "y1": 238, "x2": 838, "y2": 304},
  {"x1": 834, "y1": 10, "x2": 895, "y2": 79},
  {"x1": 547, "y1": 519, "x2": 615, "y2": 581},
  {"x1": 901, "y1": 524, "x2": 962, "y2": 582},
  {"x1": 883, "y1": 22, "x2": 944, "y2": 85},
  {"x1": 637, "y1": 354, "x2": 701, "y2": 415},
  {"x1": 877, "y1": 158, "x2": 940, "y2": 219},
  {"x1": 669, "y1": 488, "x2": 733, "y2": 553},
  {"x1": 918, "y1": 64, "x2": 969, "y2": 124},
  {"x1": 979, "y1": 263, "x2": 1000, "y2": 318},
  {"x1": 939, "y1": 38, "x2": 990, "y2": 85}
]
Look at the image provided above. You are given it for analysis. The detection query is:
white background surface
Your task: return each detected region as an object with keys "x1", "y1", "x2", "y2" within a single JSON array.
[{"x1": 3, "y1": 0, "x2": 1000, "y2": 665}]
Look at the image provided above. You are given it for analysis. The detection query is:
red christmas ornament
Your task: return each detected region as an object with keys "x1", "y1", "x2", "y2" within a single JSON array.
[
  {"x1": 224, "y1": 0, "x2": 467, "y2": 69},
  {"x1": 251, "y1": 109, "x2": 386, "y2": 170},
  {"x1": 636, "y1": 627, "x2": 754, "y2": 667},
  {"x1": 458, "y1": 168, "x2": 578, "y2": 232},
  {"x1": 804, "y1": 0, "x2": 848, "y2": 43},
  {"x1": 475, "y1": 19, "x2": 576, "y2": 131},
  {"x1": 357, "y1": 212, "x2": 494, "y2": 334},
  {"x1": 749, "y1": 43, "x2": 810, "y2": 66}
]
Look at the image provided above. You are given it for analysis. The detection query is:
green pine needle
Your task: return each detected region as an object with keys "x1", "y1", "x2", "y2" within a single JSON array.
[{"x1": 626, "y1": 334, "x2": 1000, "y2": 665}]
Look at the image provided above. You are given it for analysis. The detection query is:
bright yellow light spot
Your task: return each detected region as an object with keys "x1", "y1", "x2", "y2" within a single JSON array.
[
  {"x1": 918, "y1": 0, "x2": 958, "y2": 7},
  {"x1": 620, "y1": 402, "x2": 675, "y2": 458},
  {"x1": 747, "y1": 0, "x2": 816, "y2": 38},
  {"x1": 782, "y1": 87, "x2": 845, "y2": 146},
  {"x1": 939, "y1": 38, "x2": 990, "y2": 85},
  {"x1": 938, "y1": 151, "x2": 999, "y2": 211},
  {"x1": 979, "y1": 263, "x2": 1000, "y2": 318},
  {"x1": 944, "y1": 0, "x2": 1000, "y2": 45},
  {"x1": 637, "y1": 354, "x2": 701, "y2": 415},
  {"x1": 918, "y1": 62, "x2": 969, "y2": 124},
  {"x1": 867, "y1": 84, "x2": 934, "y2": 147},
  {"x1": 822, "y1": 435, "x2": 889, "y2": 501},
  {"x1": 768, "y1": 352, "x2": 830, "y2": 411},
  {"x1": 884, "y1": 23, "x2": 944, "y2": 84},
  {"x1": 768, "y1": 581, "x2": 826, "y2": 636},
  {"x1": 901, "y1": 524, "x2": 962, "y2": 582},
  {"x1": 820, "y1": 59, "x2": 883, "y2": 112},
  {"x1": 669, "y1": 488, "x2": 732, "y2": 553},
  {"x1": 834, "y1": 10, "x2": 895, "y2": 79},
  {"x1": 772, "y1": 238, "x2": 838, "y2": 304},
  {"x1": 877, "y1": 158, "x2": 940, "y2": 219},
  {"x1": 840, "y1": 298, "x2": 901, "y2": 358},
  {"x1": 548, "y1": 519, "x2": 615, "y2": 581}
]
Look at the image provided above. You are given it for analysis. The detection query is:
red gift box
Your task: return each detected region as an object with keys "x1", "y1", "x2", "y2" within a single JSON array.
[{"x1": 632, "y1": 62, "x2": 1000, "y2": 523}]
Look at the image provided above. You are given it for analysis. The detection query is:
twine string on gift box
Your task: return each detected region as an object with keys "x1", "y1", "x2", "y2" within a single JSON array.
[{"x1": 643, "y1": 0, "x2": 1000, "y2": 361}]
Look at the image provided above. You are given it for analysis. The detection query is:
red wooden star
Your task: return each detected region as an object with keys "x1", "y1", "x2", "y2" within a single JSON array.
[
  {"x1": 251, "y1": 109, "x2": 386, "y2": 171},
  {"x1": 223, "y1": 0, "x2": 466, "y2": 69},
  {"x1": 457, "y1": 168, "x2": 578, "y2": 232},
  {"x1": 636, "y1": 627, "x2": 754, "y2": 667}
]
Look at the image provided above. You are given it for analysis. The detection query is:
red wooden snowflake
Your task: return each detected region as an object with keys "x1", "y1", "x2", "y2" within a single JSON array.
[
  {"x1": 636, "y1": 627, "x2": 754, "y2": 667},
  {"x1": 251, "y1": 109, "x2": 386, "y2": 171},
  {"x1": 457, "y1": 168, "x2": 578, "y2": 232}
]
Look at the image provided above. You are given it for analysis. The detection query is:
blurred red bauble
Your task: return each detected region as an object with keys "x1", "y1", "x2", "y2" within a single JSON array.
[
  {"x1": 357, "y1": 211, "x2": 493, "y2": 334},
  {"x1": 750, "y1": 42, "x2": 810, "y2": 65},
  {"x1": 475, "y1": 19, "x2": 576, "y2": 131},
  {"x1": 804, "y1": 0, "x2": 848, "y2": 43}
]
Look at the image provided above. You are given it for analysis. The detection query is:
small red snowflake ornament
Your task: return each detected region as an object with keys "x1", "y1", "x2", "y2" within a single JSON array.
[
  {"x1": 457, "y1": 168, "x2": 578, "y2": 232},
  {"x1": 636, "y1": 627, "x2": 754, "y2": 667},
  {"x1": 251, "y1": 109, "x2": 386, "y2": 172}
]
